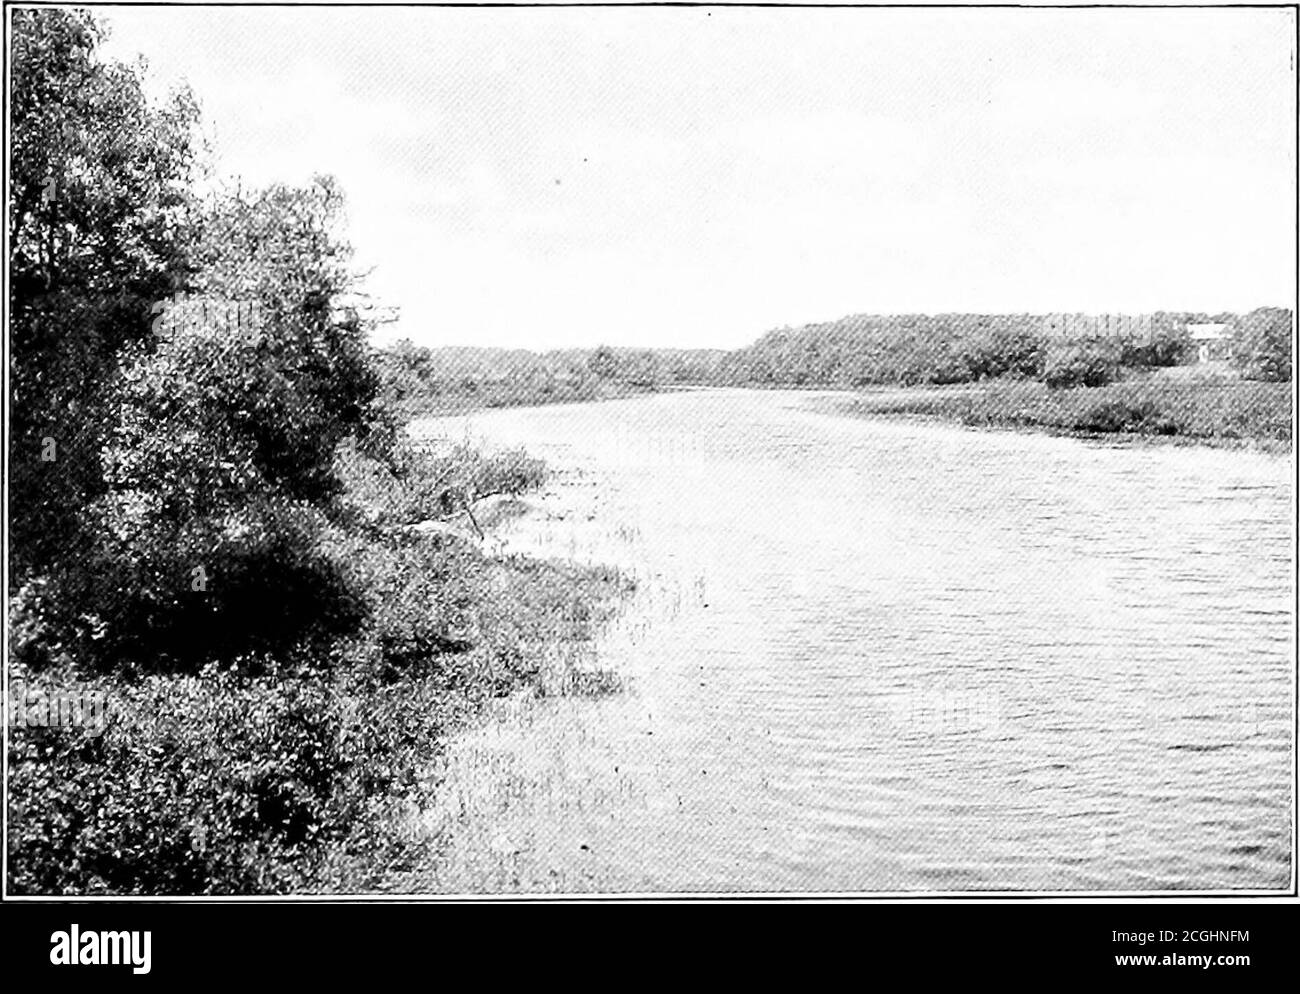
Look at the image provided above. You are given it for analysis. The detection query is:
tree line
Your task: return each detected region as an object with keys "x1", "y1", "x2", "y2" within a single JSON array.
[
  {"x1": 375, "y1": 309, "x2": 1291, "y2": 407},
  {"x1": 718, "y1": 310, "x2": 1292, "y2": 389}
]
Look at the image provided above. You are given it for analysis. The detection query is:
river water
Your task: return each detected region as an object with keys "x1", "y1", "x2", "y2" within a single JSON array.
[{"x1": 405, "y1": 388, "x2": 1293, "y2": 893}]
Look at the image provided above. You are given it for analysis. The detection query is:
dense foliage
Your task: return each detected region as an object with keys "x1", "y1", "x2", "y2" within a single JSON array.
[
  {"x1": 1042, "y1": 340, "x2": 1120, "y2": 389},
  {"x1": 719, "y1": 314, "x2": 1049, "y2": 387},
  {"x1": 9, "y1": 9, "x2": 202, "y2": 577},
  {"x1": 7, "y1": 9, "x2": 627, "y2": 895},
  {"x1": 373, "y1": 308, "x2": 1281, "y2": 409},
  {"x1": 1233, "y1": 307, "x2": 1293, "y2": 382},
  {"x1": 373, "y1": 340, "x2": 727, "y2": 413}
]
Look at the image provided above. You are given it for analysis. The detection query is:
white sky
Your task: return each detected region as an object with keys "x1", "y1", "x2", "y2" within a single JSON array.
[{"x1": 95, "y1": 5, "x2": 1297, "y2": 350}]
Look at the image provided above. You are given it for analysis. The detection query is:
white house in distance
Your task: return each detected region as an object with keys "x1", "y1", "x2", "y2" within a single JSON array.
[{"x1": 1187, "y1": 322, "x2": 1233, "y2": 364}]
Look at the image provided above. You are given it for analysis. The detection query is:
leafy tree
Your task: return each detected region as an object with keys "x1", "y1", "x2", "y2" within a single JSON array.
[
  {"x1": 8, "y1": 11, "x2": 391, "y2": 670},
  {"x1": 1119, "y1": 323, "x2": 1191, "y2": 368},
  {"x1": 1233, "y1": 307, "x2": 1293, "y2": 382},
  {"x1": 8, "y1": 8, "x2": 202, "y2": 579},
  {"x1": 588, "y1": 344, "x2": 619, "y2": 379},
  {"x1": 76, "y1": 179, "x2": 387, "y2": 668},
  {"x1": 619, "y1": 349, "x2": 662, "y2": 388}
]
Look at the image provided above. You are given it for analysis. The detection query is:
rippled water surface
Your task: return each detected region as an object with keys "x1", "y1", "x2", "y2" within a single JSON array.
[{"x1": 406, "y1": 389, "x2": 1293, "y2": 892}]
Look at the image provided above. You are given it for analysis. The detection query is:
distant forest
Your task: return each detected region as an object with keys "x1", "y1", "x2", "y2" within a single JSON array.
[
  {"x1": 376, "y1": 307, "x2": 1293, "y2": 408},
  {"x1": 373, "y1": 341, "x2": 729, "y2": 412}
]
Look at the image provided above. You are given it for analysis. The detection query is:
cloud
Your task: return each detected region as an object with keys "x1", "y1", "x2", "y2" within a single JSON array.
[{"x1": 97, "y1": 6, "x2": 1296, "y2": 348}]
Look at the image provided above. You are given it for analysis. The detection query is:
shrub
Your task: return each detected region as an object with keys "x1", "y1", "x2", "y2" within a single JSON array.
[
  {"x1": 7, "y1": 664, "x2": 361, "y2": 894},
  {"x1": 1233, "y1": 307, "x2": 1293, "y2": 382},
  {"x1": 1072, "y1": 398, "x2": 1181, "y2": 435},
  {"x1": 588, "y1": 344, "x2": 619, "y2": 379},
  {"x1": 329, "y1": 529, "x2": 485, "y2": 678},
  {"x1": 73, "y1": 495, "x2": 363, "y2": 672},
  {"x1": 960, "y1": 327, "x2": 1046, "y2": 380},
  {"x1": 1042, "y1": 340, "x2": 1119, "y2": 389},
  {"x1": 342, "y1": 440, "x2": 546, "y2": 526},
  {"x1": 1119, "y1": 326, "x2": 1192, "y2": 368},
  {"x1": 7, "y1": 504, "x2": 629, "y2": 894},
  {"x1": 894, "y1": 339, "x2": 969, "y2": 386}
]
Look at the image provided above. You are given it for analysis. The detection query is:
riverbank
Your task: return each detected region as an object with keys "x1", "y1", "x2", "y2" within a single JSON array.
[
  {"x1": 827, "y1": 377, "x2": 1292, "y2": 451},
  {"x1": 373, "y1": 461, "x2": 674, "y2": 893},
  {"x1": 9, "y1": 436, "x2": 635, "y2": 895},
  {"x1": 306, "y1": 439, "x2": 638, "y2": 892}
]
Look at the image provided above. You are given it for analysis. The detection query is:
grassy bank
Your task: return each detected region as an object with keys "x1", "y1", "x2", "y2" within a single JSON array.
[{"x1": 832, "y1": 377, "x2": 1292, "y2": 449}]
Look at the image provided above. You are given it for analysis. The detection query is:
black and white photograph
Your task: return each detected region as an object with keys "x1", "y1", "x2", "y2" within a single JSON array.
[{"x1": 2, "y1": 0, "x2": 1296, "y2": 924}]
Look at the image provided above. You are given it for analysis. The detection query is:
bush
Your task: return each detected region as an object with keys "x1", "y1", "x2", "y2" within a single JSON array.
[
  {"x1": 6, "y1": 652, "x2": 478, "y2": 895},
  {"x1": 1119, "y1": 326, "x2": 1192, "y2": 368},
  {"x1": 7, "y1": 665, "x2": 362, "y2": 894},
  {"x1": 72, "y1": 495, "x2": 364, "y2": 672},
  {"x1": 894, "y1": 339, "x2": 969, "y2": 386},
  {"x1": 7, "y1": 504, "x2": 629, "y2": 894},
  {"x1": 960, "y1": 327, "x2": 1046, "y2": 380},
  {"x1": 1072, "y1": 398, "x2": 1181, "y2": 435},
  {"x1": 1042, "y1": 340, "x2": 1119, "y2": 389},
  {"x1": 339, "y1": 440, "x2": 547, "y2": 527},
  {"x1": 329, "y1": 529, "x2": 486, "y2": 678},
  {"x1": 1233, "y1": 307, "x2": 1293, "y2": 382}
]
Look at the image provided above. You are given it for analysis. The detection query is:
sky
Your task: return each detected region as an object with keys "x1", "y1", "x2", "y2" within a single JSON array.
[{"x1": 95, "y1": 6, "x2": 1297, "y2": 350}]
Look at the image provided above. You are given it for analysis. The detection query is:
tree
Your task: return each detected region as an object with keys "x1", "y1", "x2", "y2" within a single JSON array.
[
  {"x1": 79, "y1": 180, "x2": 386, "y2": 667},
  {"x1": 1120, "y1": 324, "x2": 1191, "y2": 368},
  {"x1": 588, "y1": 344, "x2": 619, "y2": 379},
  {"x1": 620, "y1": 349, "x2": 662, "y2": 388},
  {"x1": 8, "y1": 10, "x2": 391, "y2": 670},
  {"x1": 8, "y1": 8, "x2": 202, "y2": 579},
  {"x1": 1233, "y1": 307, "x2": 1293, "y2": 382}
]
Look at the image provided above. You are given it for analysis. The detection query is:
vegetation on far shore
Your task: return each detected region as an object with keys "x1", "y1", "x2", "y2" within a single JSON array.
[
  {"x1": 718, "y1": 311, "x2": 1278, "y2": 386},
  {"x1": 375, "y1": 308, "x2": 1292, "y2": 447},
  {"x1": 831, "y1": 375, "x2": 1292, "y2": 450},
  {"x1": 774, "y1": 312, "x2": 1292, "y2": 447},
  {"x1": 374, "y1": 341, "x2": 725, "y2": 415}
]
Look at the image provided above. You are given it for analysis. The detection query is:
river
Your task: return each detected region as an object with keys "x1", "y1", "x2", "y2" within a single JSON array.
[{"x1": 402, "y1": 388, "x2": 1293, "y2": 893}]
